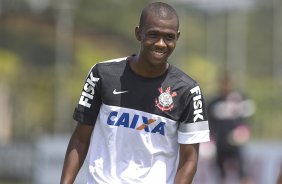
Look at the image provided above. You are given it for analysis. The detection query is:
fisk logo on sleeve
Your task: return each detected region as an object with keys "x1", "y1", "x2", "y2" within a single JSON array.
[
  {"x1": 79, "y1": 72, "x2": 100, "y2": 108},
  {"x1": 190, "y1": 86, "x2": 204, "y2": 122}
]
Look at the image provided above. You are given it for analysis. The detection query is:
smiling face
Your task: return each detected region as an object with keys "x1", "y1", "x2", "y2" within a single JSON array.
[{"x1": 135, "y1": 12, "x2": 180, "y2": 69}]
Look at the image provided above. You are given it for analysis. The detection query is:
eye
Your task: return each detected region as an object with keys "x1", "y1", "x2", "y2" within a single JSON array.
[
  {"x1": 147, "y1": 31, "x2": 159, "y2": 38},
  {"x1": 165, "y1": 34, "x2": 176, "y2": 40}
]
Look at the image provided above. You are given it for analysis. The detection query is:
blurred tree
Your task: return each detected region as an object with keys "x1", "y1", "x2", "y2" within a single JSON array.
[
  {"x1": 73, "y1": 0, "x2": 150, "y2": 48},
  {"x1": 0, "y1": 49, "x2": 21, "y2": 79},
  {"x1": 0, "y1": 49, "x2": 21, "y2": 143}
]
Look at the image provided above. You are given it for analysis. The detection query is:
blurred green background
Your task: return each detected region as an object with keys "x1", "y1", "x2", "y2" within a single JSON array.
[{"x1": 0, "y1": 0, "x2": 282, "y2": 183}]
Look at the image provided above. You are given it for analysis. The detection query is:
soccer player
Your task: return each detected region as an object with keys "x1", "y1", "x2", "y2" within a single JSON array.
[
  {"x1": 60, "y1": 2, "x2": 210, "y2": 184},
  {"x1": 208, "y1": 72, "x2": 255, "y2": 184}
]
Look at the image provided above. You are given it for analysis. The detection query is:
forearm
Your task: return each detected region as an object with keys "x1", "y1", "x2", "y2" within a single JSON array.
[
  {"x1": 60, "y1": 131, "x2": 91, "y2": 184},
  {"x1": 174, "y1": 160, "x2": 197, "y2": 184},
  {"x1": 174, "y1": 143, "x2": 199, "y2": 184}
]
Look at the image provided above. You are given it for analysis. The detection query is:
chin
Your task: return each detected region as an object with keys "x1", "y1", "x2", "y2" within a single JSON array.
[
  {"x1": 149, "y1": 59, "x2": 167, "y2": 68},
  {"x1": 149, "y1": 54, "x2": 168, "y2": 64}
]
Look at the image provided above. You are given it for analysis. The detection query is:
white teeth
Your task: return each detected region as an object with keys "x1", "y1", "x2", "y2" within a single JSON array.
[{"x1": 153, "y1": 51, "x2": 165, "y2": 55}]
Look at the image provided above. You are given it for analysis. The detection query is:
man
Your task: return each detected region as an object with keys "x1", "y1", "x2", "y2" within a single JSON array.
[
  {"x1": 60, "y1": 2, "x2": 210, "y2": 184},
  {"x1": 208, "y1": 73, "x2": 255, "y2": 184}
]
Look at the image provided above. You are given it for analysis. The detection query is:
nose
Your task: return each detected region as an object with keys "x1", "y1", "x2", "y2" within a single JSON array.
[{"x1": 155, "y1": 37, "x2": 166, "y2": 48}]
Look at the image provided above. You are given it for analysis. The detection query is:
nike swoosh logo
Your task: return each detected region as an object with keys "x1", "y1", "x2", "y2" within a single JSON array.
[{"x1": 113, "y1": 89, "x2": 128, "y2": 94}]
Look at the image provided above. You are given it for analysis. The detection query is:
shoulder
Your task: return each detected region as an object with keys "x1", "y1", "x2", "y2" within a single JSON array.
[
  {"x1": 90, "y1": 57, "x2": 128, "y2": 74},
  {"x1": 168, "y1": 65, "x2": 198, "y2": 89},
  {"x1": 95, "y1": 57, "x2": 127, "y2": 68}
]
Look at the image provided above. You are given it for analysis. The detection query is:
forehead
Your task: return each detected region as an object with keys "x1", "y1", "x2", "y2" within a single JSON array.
[{"x1": 142, "y1": 14, "x2": 179, "y2": 33}]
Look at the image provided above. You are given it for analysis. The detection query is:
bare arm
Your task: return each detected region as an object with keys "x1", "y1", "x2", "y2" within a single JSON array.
[
  {"x1": 60, "y1": 123, "x2": 94, "y2": 184},
  {"x1": 174, "y1": 143, "x2": 199, "y2": 184}
]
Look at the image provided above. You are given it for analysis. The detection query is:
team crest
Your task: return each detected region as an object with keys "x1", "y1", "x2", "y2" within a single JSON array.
[{"x1": 155, "y1": 87, "x2": 177, "y2": 111}]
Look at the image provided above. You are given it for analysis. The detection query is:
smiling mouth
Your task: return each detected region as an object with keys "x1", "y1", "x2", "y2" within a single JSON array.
[{"x1": 152, "y1": 50, "x2": 166, "y2": 56}]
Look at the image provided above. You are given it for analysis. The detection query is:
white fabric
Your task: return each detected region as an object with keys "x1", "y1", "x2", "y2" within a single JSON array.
[
  {"x1": 178, "y1": 130, "x2": 210, "y2": 144},
  {"x1": 87, "y1": 104, "x2": 179, "y2": 184}
]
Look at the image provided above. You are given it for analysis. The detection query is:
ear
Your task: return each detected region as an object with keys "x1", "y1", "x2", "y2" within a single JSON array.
[
  {"x1": 135, "y1": 26, "x2": 141, "y2": 41},
  {"x1": 177, "y1": 31, "x2": 180, "y2": 40}
]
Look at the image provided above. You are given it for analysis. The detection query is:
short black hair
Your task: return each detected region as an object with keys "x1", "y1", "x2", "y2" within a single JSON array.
[{"x1": 139, "y1": 2, "x2": 179, "y2": 30}]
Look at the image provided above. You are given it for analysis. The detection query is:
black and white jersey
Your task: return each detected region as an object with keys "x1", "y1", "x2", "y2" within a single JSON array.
[{"x1": 73, "y1": 57, "x2": 210, "y2": 184}]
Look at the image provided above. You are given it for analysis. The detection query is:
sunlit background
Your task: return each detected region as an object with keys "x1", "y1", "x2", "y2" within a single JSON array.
[{"x1": 0, "y1": 0, "x2": 282, "y2": 183}]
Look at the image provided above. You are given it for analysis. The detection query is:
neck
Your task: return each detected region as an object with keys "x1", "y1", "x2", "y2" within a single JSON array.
[{"x1": 129, "y1": 55, "x2": 169, "y2": 78}]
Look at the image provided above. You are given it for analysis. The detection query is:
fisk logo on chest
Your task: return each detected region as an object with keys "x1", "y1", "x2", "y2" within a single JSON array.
[
  {"x1": 190, "y1": 86, "x2": 204, "y2": 122},
  {"x1": 79, "y1": 72, "x2": 100, "y2": 108}
]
